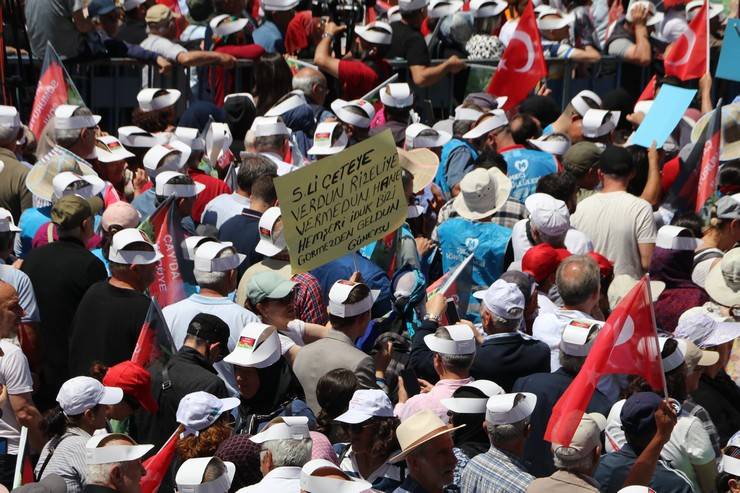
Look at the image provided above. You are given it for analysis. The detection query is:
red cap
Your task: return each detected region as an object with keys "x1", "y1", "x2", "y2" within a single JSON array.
[
  {"x1": 522, "y1": 244, "x2": 571, "y2": 283},
  {"x1": 588, "y1": 251, "x2": 614, "y2": 280},
  {"x1": 102, "y1": 361, "x2": 158, "y2": 413}
]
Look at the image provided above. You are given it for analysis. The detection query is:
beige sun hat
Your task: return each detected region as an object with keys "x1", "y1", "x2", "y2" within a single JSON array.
[
  {"x1": 452, "y1": 167, "x2": 512, "y2": 220},
  {"x1": 389, "y1": 409, "x2": 463, "y2": 463},
  {"x1": 25, "y1": 152, "x2": 97, "y2": 202},
  {"x1": 398, "y1": 148, "x2": 440, "y2": 194}
]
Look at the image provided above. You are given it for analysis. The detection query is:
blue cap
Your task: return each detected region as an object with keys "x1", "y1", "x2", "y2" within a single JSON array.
[
  {"x1": 620, "y1": 391, "x2": 662, "y2": 436},
  {"x1": 88, "y1": 0, "x2": 118, "y2": 17}
]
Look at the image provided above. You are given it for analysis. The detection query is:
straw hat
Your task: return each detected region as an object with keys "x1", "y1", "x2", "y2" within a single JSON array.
[
  {"x1": 25, "y1": 152, "x2": 97, "y2": 201},
  {"x1": 452, "y1": 167, "x2": 512, "y2": 220},
  {"x1": 398, "y1": 148, "x2": 440, "y2": 193},
  {"x1": 389, "y1": 410, "x2": 463, "y2": 463}
]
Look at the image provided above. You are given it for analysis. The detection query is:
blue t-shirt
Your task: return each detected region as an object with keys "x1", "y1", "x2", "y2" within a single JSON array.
[
  {"x1": 253, "y1": 20, "x2": 284, "y2": 53},
  {"x1": 17, "y1": 206, "x2": 52, "y2": 258}
]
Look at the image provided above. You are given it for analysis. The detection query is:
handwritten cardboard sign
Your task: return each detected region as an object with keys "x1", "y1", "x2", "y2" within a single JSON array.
[{"x1": 274, "y1": 130, "x2": 407, "y2": 273}]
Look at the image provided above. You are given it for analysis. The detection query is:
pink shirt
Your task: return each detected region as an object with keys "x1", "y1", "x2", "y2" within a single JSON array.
[{"x1": 395, "y1": 377, "x2": 474, "y2": 422}]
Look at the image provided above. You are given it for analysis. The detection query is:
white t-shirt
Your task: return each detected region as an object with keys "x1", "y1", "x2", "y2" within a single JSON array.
[
  {"x1": 510, "y1": 219, "x2": 594, "y2": 261},
  {"x1": 140, "y1": 34, "x2": 187, "y2": 62},
  {"x1": 532, "y1": 308, "x2": 595, "y2": 370},
  {"x1": 605, "y1": 399, "x2": 715, "y2": 492},
  {"x1": 0, "y1": 340, "x2": 34, "y2": 454},
  {"x1": 572, "y1": 191, "x2": 657, "y2": 279}
]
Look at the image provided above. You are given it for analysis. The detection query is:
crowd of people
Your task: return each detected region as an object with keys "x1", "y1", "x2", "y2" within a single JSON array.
[{"x1": 1, "y1": 0, "x2": 740, "y2": 492}]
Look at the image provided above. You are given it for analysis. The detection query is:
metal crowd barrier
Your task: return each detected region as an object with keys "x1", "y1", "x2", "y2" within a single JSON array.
[{"x1": 7, "y1": 55, "x2": 627, "y2": 132}]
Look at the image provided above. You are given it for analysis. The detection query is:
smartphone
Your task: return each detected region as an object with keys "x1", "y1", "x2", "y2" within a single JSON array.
[
  {"x1": 445, "y1": 298, "x2": 460, "y2": 324},
  {"x1": 400, "y1": 368, "x2": 421, "y2": 397}
]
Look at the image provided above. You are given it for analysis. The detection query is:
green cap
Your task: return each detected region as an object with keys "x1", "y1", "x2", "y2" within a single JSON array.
[
  {"x1": 247, "y1": 271, "x2": 296, "y2": 305},
  {"x1": 562, "y1": 142, "x2": 603, "y2": 177},
  {"x1": 51, "y1": 195, "x2": 103, "y2": 230}
]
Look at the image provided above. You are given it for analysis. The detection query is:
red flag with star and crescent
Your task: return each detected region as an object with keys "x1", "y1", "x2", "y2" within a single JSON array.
[
  {"x1": 544, "y1": 277, "x2": 664, "y2": 446},
  {"x1": 487, "y1": 0, "x2": 547, "y2": 110},
  {"x1": 664, "y1": 0, "x2": 708, "y2": 80}
]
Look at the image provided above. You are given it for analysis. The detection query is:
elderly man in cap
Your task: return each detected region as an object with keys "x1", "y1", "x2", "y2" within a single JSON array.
[
  {"x1": 330, "y1": 99, "x2": 376, "y2": 145},
  {"x1": 251, "y1": 117, "x2": 294, "y2": 175},
  {"x1": 397, "y1": 324, "x2": 476, "y2": 422},
  {"x1": 68, "y1": 229, "x2": 161, "y2": 377},
  {"x1": 52, "y1": 105, "x2": 101, "y2": 162},
  {"x1": 141, "y1": 4, "x2": 235, "y2": 66},
  {"x1": 527, "y1": 413, "x2": 605, "y2": 492},
  {"x1": 513, "y1": 322, "x2": 610, "y2": 477},
  {"x1": 389, "y1": 409, "x2": 460, "y2": 493},
  {"x1": 469, "y1": 280, "x2": 550, "y2": 391},
  {"x1": 241, "y1": 417, "x2": 312, "y2": 492},
  {"x1": 163, "y1": 240, "x2": 259, "y2": 393},
  {"x1": 460, "y1": 392, "x2": 537, "y2": 492},
  {"x1": 136, "y1": 313, "x2": 232, "y2": 450},
  {"x1": 300, "y1": 459, "x2": 371, "y2": 493},
  {"x1": 369, "y1": 83, "x2": 415, "y2": 145},
  {"x1": 84, "y1": 433, "x2": 152, "y2": 493},
  {"x1": 131, "y1": 141, "x2": 189, "y2": 220},
  {"x1": 0, "y1": 106, "x2": 32, "y2": 221},
  {"x1": 21, "y1": 195, "x2": 107, "y2": 410}
]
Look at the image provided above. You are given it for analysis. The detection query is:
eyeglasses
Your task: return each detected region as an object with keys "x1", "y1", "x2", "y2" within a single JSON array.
[{"x1": 731, "y1": 305, "x2": 740, "y2": 319}]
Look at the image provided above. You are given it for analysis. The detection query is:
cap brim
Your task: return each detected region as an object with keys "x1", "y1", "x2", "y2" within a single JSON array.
[
  {"x1": 334, "y1": 409, "x2": 373, "y2": 424},
  {"x1": 220, "y1": 397, "x2": 241, "y2": 413},
  {"x1": 223, "y1": 346, "x2": 281, "y2": 369},
  {"x1": 441, "y1": 397, "x2": 488, "y2": 414},
  {"x1": 389, "y1": 424, "x2": 464, "y2": 463},
  {"x1": 705, "y1": 262, "x2": 740, "y2": 307},
  {"x1": 698, "y1": 349, "x2": 720, "y2": 367},
  {"x1": 255, "y1": 238, "x2": 284, "y2": 257},
  {"x1": 472, "y1": 289, "x2": 486, "y2": 300},
  {"x1": 99, "y1": 386, "x2": 124, "y2": 405}
]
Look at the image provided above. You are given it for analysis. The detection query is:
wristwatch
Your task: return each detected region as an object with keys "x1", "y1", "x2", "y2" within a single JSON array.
[
  {"x1": 322, "y1": 32, "x2": 334, "y2": 40},
  {"x1": 424, "y1": 313, "x2": 441, "y2": 323}
]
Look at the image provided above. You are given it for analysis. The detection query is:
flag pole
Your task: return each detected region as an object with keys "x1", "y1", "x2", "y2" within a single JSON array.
[
  {"x1": 705, "y1": 0, "x2": 710, "y2": 76},
  {"x1": 12, "y1": 426, "x2": 28, "y2": 488},
  {"x1": 644, "y1": 274, "x2": 669, "y2": 400}
]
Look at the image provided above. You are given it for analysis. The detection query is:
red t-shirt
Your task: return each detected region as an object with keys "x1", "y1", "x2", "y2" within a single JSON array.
[
  {"x1": 211, "y1": 44, "x2": 266, "y2": 106},
  {"x1": 188, "y1": 169, "x2": 231, "y2": 224},
  {"x1": 337, "y1": 59, "x2": 390, "y2": 100}
]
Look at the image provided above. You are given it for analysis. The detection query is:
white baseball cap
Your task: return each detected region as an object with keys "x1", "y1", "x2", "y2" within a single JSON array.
[
  {"x1": 424, "y1": 324, "x2": 476, "y2": 355},
  {"x1": 528, "y1": 133, "x2": 571, "y2": 156},
  {"x1": 405, "y1": 123, "x2": 451, "y2": 149},
  {"x1": 704, "y1": 247, "x2": 740, "y2": 307},
  {"x1": 250, "y1": 416, "x2": 311, "y2": 443},
  {"x1": 205, "y1": 122, "x2": 233, "y2": 165},
  {"x1": 137, "y1": 88, "x2": 181, "y2": 112},
  {"x1": 559, "y1": 320, "x2": 602, "y2": 357},
  {"x1": 441, "y1": 380, "x2": 505, "y2": 413},
  {"x1": 462, "y1": 110, "x2": 509, "y2": 139},
  {"x1": 330, "y1": 99, "x2": 375, "y2": 128},
  {"x1": 582, "y1": 109, "x2": 620, "y2": 138},
  {"x1": 626, "y1": 0, "x2": 663, "y2": 26},
  {"x1": 300, "y1": 459, "x2": 372, "y2": 493},
  {"x1": 428, "y1": 0, "x2": 463, "y2": 17},
  {"x1": 176, "y1": 391, "x2": 241, "y2": 438},
  {"x1": 52, "y1": 171, "x2": 105, "y2": 200},
  {"x1": 655, "y1": 225, "x2": 702, "y2": 251},
  {"x1": 223, "y1": 322, "x2": 281, "y2": 368},
  {"x1": 335, "y1": 389, "x2": 394, "y2": 424},
  {"x1": 675, "y1": 310, "x2": 740, "y2": 348},
  {"x1": 470, "y1": 0, "x2": 507, "y2": 17},
  {"x1": 255, "y1": 207, "x2": 286, "y2": 257},
  {"x1": 265, "y1": 90, "x2": 308, "y2": 118},
  {"x1": 54, "y1": 105, "x2": 101, "y2": 130},
  {"x1": 57, "y1": 376, "x2": 123, "y2": 416},
  {"x1": 536, "y1": 6, "x2": 575, "y2": 30},
  {"x1": 155, "y1": 171, "x2": 206, "y2": 197},
  {"x1": 262, "y1": 0, "x2": 300, "y2": 11},
  {"x1": 96, "y1": 135, "x2": 135, "y2": 163},
  {"x1": 617, "y1": 487, "x2": 657, "y2": 493},
  {"x1": 182, "y1": 236, "x2": 217, "y2": 261},
  {"x1": 118, "y1": 125, "x2": 161, "y2": 148},
  {"x1": 570, "y1": 90, "x2": 602, "y2": 117},
  {"x1": 355, "y1": 21, "x2": 393, "y2": 45},
  {"x1": 251, "y1": 116, "x2": 291, "y2": 138},
  {"x1": 473, "y1": 279, "x2": 525, "y2": 320},
  {"x1": 454, "y1": 105, "x2": 484, "y2": 122},
  {"x1": 176, "y1": 457, "x2": 236, "y2": 493},
  {"x1": 143, "y1": 141, "x2": 191, "y2": 177},
  {"x1": 485, "y1": 392, "x2": 537, "y2": 425},
  {"x1": 386, "y1": 5, "x2": 402, "y2": 21},
  {"x1": 379, "y1": 83, "x2": 413, "y2": 108},
  {"x1": 308, "y1": 122, "x2": 348, "y2": 156},
  {"x1": 0, "y1": 106, "x2": 21, "y2": 128},
  {"x1": 0, "y1": 208, "x2": 20, "y2": 233},
  {"x1": 108, "y1": 228, "x2": 163, "y2": 265},
  {"x1": 525, "y1": 193, "x2": 570, "y2": 237},
  {"x1": 327, "y1": 280, "x2": 378, "y2": 318},
  {"x1": 173, "y1": 127, "x2": 205, "y2": 151},
  {"x1": 659, "y1": 337, "x2": 687, "y2": 372},
  {"x1": 193, "y1": 241, "x2": 246, "y2": 273},
  {"x1": 209, "y1": 14, "x2": 248, "y2": 38},
  {"x1": 85, "y1": 433, "x2": 153, "y2": 465},
  {"x1": 398, "y1": 0, "x2": 429, "y2": 11},
  {"x1": 686, "y1": 0, "x2": 723, "y2": 20}
]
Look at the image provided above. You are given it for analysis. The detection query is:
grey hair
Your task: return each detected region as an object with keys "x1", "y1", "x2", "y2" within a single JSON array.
[
  {"x1": 237, "y1": 153, "x2": 278, "y2": 193},
  {"x1": 55, "y1": 107, "x2": 93, "y2": 146},
  {"x1": 254, "y1": 134, "x2": 286, "y2": 154},
  {"x1": 535, "y1": 228, "x2": 567, "y2": 248},
  {"x1": 263, "y1": 438, "x2": 313, "y2": 468},
  {"x1": 486, "y1": 418, "x2": 529, "y2": 445},
  {"x1": 193, "y1": 247, "x2": 236, "y2": 289},
  {"x1": 556, "y1": 255, "x2": 600, "y2": 306},
  {"x1": 434, "y1": 326, "x2": 475, "y2": 372},
  {"x1": 87, "y1": 462, "x2": 120, "y2": 485},
  {"x1": 292, "y1": 71, "x2": 324, "y2": 96},
  {"x1": 0, "y1": 126, "x2": 20, "y2": 147},
  {"x1": 553, "y1": 447, "x2": 597, "y2": 473}
]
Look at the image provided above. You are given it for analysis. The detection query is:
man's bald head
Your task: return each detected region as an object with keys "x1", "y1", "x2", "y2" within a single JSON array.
[
  {"x1": 0, "y1": 280, "x2": 22, "y2": 338},
  {"x1": 556, "y1": 255, "x2": 601, "y2": 308},
  {"x1": 292, "y1": 68, "x2": 328, "y2": 106}
]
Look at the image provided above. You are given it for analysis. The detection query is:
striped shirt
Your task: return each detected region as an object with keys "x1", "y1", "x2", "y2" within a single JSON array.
[{"x1": 35, "y1": 427, "x2": 91, "y2": 493}]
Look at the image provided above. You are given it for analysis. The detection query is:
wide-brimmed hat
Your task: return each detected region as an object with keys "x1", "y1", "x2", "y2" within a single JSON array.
[
  {"x1": 398, "y1": 148, "x2": 440, "y2": 193},
  {"x1": 691, "y1": 103, "x2": 739, "y2": 162},
  {"x1": 26, "y1": 151, "x2": 96, "y2": 201},
  {"x1": 452, "y1": 167, "x2": 512, "y2": 220},
  {"x1": 389, "y1": 410, "x2": 463, "y2": 463},
  {"x1": 705, "y1": 247, "x2": 740, "y2": 306}
]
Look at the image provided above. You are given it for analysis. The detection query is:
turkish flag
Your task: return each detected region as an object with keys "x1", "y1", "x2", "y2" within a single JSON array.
[
  {"x1": 544, "y1": 277, "x2": 664, "y2": 446},
  {"x1": 140, "y1": 427, "x2": 182, "y2": 493},
  {"x1": 664, "y1": 0, "x2": 708, "y2": 80},
  {"x1": 695, "y1": 99, "x2": 722, "y2": 212},
  {"x1": 487, "y1": 0, "x2": 547, "y2": 110},
  {"x1": 637, "y1": 75, "x2": 657, "y2": 102}
]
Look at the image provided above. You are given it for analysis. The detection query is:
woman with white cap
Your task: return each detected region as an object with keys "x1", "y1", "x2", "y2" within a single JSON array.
[
  {"x1": 174, "y1": 391, "x2": 240, "y2": 467},
  {"x1": 35, "y1": 376, "x2": 124, "y2": 493}
]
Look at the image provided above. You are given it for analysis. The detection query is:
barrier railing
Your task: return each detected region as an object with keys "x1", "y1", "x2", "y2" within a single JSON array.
[{"x1": 6, "y1": 55, "x2": 629, "y2": 132}]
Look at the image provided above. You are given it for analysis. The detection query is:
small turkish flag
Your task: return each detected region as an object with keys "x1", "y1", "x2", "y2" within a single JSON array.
[
  {"x1": 487, "y1": 0, "x2": 547, "y2": 110},
  {"x1": 664, "y1": 0, "x2": 708, "y2": 80},
  {"x1": 545, "y1": 277, "x2": 664, "y2": 446}
]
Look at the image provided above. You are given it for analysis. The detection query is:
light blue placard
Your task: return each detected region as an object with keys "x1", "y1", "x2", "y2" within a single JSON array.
[
  {"x1": 717, "y1": 19, "x2": 740, "y2": 82},
  {"x1": 632, "y1": 84, "x2": 697, "y2": 148}
]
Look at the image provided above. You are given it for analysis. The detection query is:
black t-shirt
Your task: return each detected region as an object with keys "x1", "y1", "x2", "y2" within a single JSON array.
[
  {"x1": 218, "y1": 208, "x2": 263, "y2": 281},
  {"x1": 387, "y1": 21, "x2": 430, "y2": 67},
  {"x1": 68, "y1": 281, "x2": 151, "y2": 377},
  {"x1": 21, "y1": 238, "x2": 108, "y2": 410}
]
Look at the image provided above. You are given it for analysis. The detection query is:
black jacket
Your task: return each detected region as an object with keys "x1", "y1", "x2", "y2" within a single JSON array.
[
  {"x1": 408, "y1": 320, "x2": 444, "y2": 384},
  {"x1": 513, "y1": 368, "x2": 612, "y2": 477},
  {"x1": 692, "y1": 371, "x2": 740, "y2": 447},
  {"x1": 469, "y1": 333, "x2": 551, "y2": 391}
]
